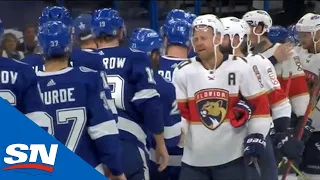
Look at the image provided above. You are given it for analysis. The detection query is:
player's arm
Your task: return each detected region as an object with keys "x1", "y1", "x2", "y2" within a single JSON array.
[
  {"x1": 131, "y1": 53, "x2": 164, "y2": 136},
  {"x1": 21, "y1": 66, "x2": 52, "y2": 123},
  {"x1": 87, "y1": 71, "x2": 123, "y2": 176},
  {"x1": 172, "y1": 61, "x2": 190, "y2": 121},
  {"x1": 240, "y1": 62, "x2": 272, "y2": 137},
  {"x1": 281, "y1": 53, "x2": 310, "y2": 117},
  {"x1": 239, "y1": 61, "x2": 272, "y2": 159},
  {"x1": 262, "y1": 59, "x2": 292, "y2": 133}
]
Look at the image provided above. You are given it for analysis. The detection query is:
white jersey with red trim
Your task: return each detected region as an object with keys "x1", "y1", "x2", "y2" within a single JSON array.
[
  {"x1": 260, "y1": 43, "x2": 309, "y2": 117},
  {"x1": 295, "y1": 45, "x2": 320, "y2": 131},
  {"x1": 246, "y1": 53, "x2": 291, "y2": 120},
  {"x1": 172, "y1": 55, "x2": 272, "y2": 166}
]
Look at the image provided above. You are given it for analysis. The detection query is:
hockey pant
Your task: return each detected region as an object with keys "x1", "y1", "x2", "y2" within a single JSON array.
[
  {"x1": 178, "y1": 157, "x2": 260, "y2": 180},
  {"x1": 121, "y1": 139, "x2": 149, "y2": 180}
]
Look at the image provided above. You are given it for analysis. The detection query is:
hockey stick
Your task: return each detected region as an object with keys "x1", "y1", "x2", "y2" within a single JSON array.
[
  {"x1": 281, "y1": 75, "x2": 320, "y2": 180},
  {"x1": 278, "y1": 158, "x2": 308, "y2": 180}
]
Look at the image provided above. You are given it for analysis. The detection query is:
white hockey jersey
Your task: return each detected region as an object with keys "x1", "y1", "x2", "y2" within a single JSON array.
[
  {"x1": 246, "y1": 54, "x2": 292, "y2": 120},
  {"x1": 260, "y1": 43, "x2": 310, "y2": 117},
  {"x1": 172, "y1": 55, "x2": 272, "y2": 166},
  {"x1": 295, "y1": 46, "x2": 320, "y2": 131}
]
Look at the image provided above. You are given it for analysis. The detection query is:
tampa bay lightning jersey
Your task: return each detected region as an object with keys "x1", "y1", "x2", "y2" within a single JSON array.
[
  {"x1": 0, "y1": 57, "x2": 44, "y2": 114},
  {"x1": 22, "y1": 54, "x2": 45, "y2": 72},
  {"x1": 154, "y1": 74, "x2": 181, "y2": 147},
  {"x1": 23, "y1": 49, "x2": 105, "y2": 72},
  {"x1": 70, "y1": 48, "x2": 105, "y2": 71},
  {"x1": 36, "y1": 66, "x2": 122, "y2": 175},
  {"x1": 158, "y1": 56, "x2": 188, "y2": 82},
  {"x1": 97, "y1": 46, "x2": 163, "y2": 148}
]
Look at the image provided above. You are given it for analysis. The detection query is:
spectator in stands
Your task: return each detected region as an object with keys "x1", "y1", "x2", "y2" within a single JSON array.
[
  {"x1": 1, "y1": 33, "x2": 24, "y2": 60},
  {"x1": 17, "y1": 23, "x2": 37, "y2": 56}
]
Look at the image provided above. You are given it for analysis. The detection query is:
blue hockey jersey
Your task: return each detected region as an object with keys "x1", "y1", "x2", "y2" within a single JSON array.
[
  {"x1": 70, "y1": 48, "x2": 105, "y2": 71},
  {"x1": 154, "y1": 74, "x2": 181, "y2": 147},
  {"x1": 158, "y1": 56, "x2": 188, "y2": 82},
  {"x1": 97, "y1": 47, "x2": 164, "y2": 148},
  {"x1": 22, "y1": 54, "x2": 45, "y2": 72},
  {"x1": 23, "y1": 49, "x2": 105, "y2": 72},
  {"x1": 0, "y1": 57, "x2": 44, "y2": 114},
  {"x1": 36, "y1": 66, "x2": 122, "y2": 175}
]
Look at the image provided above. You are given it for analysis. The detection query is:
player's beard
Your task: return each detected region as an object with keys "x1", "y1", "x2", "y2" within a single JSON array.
[{"x1": 219, "y1": 43, "x2": 233, "y2": 55}]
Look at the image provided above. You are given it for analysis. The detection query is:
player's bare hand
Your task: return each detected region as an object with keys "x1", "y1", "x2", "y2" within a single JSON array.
[
  {"x1": 110, "y1": 173, "x2": 127, "y2": 180},
  {"x1": 273, "y1": 42, "x2": 293, "y2": 62},
  {"x1": 155, "y1": 143, "x2": 169, "y2": 172}
]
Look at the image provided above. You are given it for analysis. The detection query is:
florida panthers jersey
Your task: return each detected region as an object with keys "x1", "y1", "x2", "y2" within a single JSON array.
[
  {"x1": 36, "y1": 67, "x2": 122, "y2": 175},
  {"x1": 97, "y1": 47, "x2": 163, "y2": 148},
  {"x1": 158, "y1": 56, "x2": 188, "y2": 82},
  {"x1": 22, "y1": 54, "x2": 45, "y2": 72},
  {"x1": 0, "y1": 57, "x2": 46, "y2": 118},
  {"x1": 246, "y1": 54, "x2": 291, "y2": 120},
  {"x1": 260, "y1": 43, "x2": 310, "y2": 117},
  {"x1": 295, "y1": 46, "x2": 320, "y2": 131},
  {"x1": 172, "y1": 55, "x2": 272, "y2": 166}
]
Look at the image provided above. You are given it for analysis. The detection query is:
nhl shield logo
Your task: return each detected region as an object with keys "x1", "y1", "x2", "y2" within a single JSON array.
[{"x1": 195, "y1": 88, "x2": 229, "y2": 130}]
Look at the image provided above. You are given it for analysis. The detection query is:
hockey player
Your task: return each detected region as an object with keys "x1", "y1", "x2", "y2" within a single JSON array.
[
  {"x1": 295, "y1": 12, "x2": 320, "y2": 180},
  {"x1": 71, "y1": 13, "x2": 106, "y2": 71},
  {"x1": 159, "y1": 19, "x2": 192, "y2": 82},
  {"x1": 91, "y1": 8, "x2": 169, "y2": 180},
  {"x1": 23, "y1": 6, "x2": 72, "y2": 72},
  {"x1": 220, "y1": 16, "x2": 304, "y2": 180},
  {"x1": 242, "y1": 10, "x2": 311, "y2": 142},
  {"x1": 173, "y1": 14, "x2": 272, "y2": 180},
  {"x1": 129, "y1": 28, "x2": 182, "y2": 180},
  {"x1": 36, "y1": 21, "x2": 126, "y2": 180},
  {"x1": 0, "y1": 19, "x2": 50, "y2": 125}
]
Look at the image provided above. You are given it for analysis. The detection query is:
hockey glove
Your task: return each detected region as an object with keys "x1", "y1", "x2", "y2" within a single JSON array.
[
  {"x1": 243, "y1": 133, "x2": 266, "y2": 159},
  {"x1": 274, "y1": 130, "x2": 305, "y2": 162},
  {"x1": 231, "y1": 100, "x2": 252, "y2": 128},
  {"x1": 291, "y1": 116, "x2": 314, "y2": 142}
]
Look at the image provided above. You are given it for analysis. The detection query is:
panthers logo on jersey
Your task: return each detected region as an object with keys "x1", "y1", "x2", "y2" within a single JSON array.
[{"x1": 195, "y1": 88, "x2": 228, "y2": 130}]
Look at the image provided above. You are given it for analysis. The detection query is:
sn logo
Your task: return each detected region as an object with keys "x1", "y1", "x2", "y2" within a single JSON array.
[{"x1": 3, "y1": 144, "x2": 58, "y2": 173}]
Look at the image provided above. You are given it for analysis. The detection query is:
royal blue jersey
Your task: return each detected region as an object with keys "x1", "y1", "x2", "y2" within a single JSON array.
[
  {"x1": 0, "y1": 57, "x2": 45, "y2": 114},
  {"x1": 70, "y1": 48, "x2": 105, "y2": 71},
  {"x1": 154, "y1": 74, "x2": 181, "y2": 147},
  {"x1": 97, "y1": 46, "x2": 164, "y2": 148},
  {"x1": 23, "y1": 49, "x2": 105, "y2": 72},
  {"x1": 36, "y1": 66, "x2": 122, "y2": 175},
  {"x1": 158, "y1": 56, "x2": 188, "y2": 82},
  {"x1": 22, "y1": 54, "x2": 45, "y2": 72}
]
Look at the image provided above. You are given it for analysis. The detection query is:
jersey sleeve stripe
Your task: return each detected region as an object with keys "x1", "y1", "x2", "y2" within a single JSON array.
[
  {"x1": 243, "y1": 91, "x2": 266, "y2": 100},
  {"x1": 164, "y1": 122, "x2": 182, "y2": 139},
  {"x1": 107, "y1": 99, "x2": 117, "y2": 115},
  {"x1": 88, "y1": 120, "x2": 119, "y2": 140},
  {"x1": 117, "y1": 116, "x2": 146, "y2": 145},
  {"x1": 131, "y1": 89, "x2": 160, "y2": 102}
]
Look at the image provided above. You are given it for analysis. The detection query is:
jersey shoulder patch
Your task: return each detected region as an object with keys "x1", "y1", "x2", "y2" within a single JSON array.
[{"x1": 79, "y1": 66, "x2": 97, "y2": 73}]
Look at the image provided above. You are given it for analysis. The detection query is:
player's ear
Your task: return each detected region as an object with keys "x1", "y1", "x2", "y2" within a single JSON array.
[
  {"x1": 150, "y1": 50, "x2": 160, "y2": 70},
  {"x1": 119, "y1": 28, "x2": 124, "y2": 40}
]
